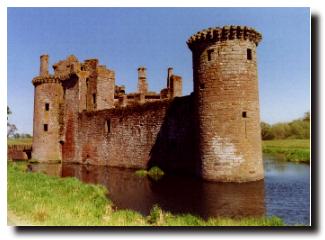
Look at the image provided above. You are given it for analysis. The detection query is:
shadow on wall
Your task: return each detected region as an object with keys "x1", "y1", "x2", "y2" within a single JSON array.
[{"x1": 148, "y1": 94, "x2": 202, "y2": 177}]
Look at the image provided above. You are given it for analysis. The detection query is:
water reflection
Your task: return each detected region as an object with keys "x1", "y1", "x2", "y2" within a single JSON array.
[
  {"x1": 27, "y1": 154, "x2": 310, "y2": 225},
  {"x1": 61, "y1": 164, "x2": 266, "y2": 218},
  {"x1": 28, "y1": 163, "x2": 62, "y2": 177}
]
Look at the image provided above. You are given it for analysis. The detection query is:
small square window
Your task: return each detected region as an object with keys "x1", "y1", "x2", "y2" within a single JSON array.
[
  {"x1": 199, "y1": 83, "x2": 205, "y2": 90},
  {"x1": 44, "y1": 124, "x2": 48, "y2": 132},
  {"x1": 207, "y1": 49, "x2": 214, "y2": 61},
  {"x1": 45, "y1": 103, "x2": 49, "y2": 111},
  {"x1": 242, "y1": 111, "x2": 247, "y2": 118},
  {"x1": 247, "y1": 49, "x2": 252, "y2": 60}
]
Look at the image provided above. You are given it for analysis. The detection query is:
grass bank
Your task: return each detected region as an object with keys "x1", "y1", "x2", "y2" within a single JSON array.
[
  {"x1": 262, "y1": 139, "x2": 310, "y2": 163},
  {"x1": 8, "y1": 162, "x2": 284, "y2": 226},
  {"x1": 7, "y1": 138, "x2": 33, "y2": 146}
]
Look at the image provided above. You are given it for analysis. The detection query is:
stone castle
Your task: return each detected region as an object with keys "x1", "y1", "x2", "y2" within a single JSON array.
[{"x1": 32, "y1": 25, "x2": 264, "y2": 182}]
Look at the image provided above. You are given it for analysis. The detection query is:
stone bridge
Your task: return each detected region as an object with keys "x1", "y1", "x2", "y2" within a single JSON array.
[{"x1": 8, "y1": 144, "x2": 32, "y2": 160}]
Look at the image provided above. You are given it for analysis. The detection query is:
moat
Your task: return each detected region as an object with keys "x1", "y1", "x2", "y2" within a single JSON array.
[{"x1": 28, "y1": 154, "x2": 310, "y2": 225}]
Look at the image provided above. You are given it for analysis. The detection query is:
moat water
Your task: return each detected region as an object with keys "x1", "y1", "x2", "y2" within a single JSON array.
[{"x1": 28, "y1": 154, "x2": 310, "y2": 225}]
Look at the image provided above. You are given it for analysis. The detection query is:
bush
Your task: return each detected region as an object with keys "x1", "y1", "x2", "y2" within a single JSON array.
[
  {"x1": 135, "y1": 166, "x2": 164, "y2": 180},
  {"x1": 261, "y1": 112, "x2": 310, "y2": 140}
]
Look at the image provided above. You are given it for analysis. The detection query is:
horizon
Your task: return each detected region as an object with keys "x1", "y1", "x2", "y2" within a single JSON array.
[{"x1": 7, "y1": 7, "x2": 310, "y2": 134}]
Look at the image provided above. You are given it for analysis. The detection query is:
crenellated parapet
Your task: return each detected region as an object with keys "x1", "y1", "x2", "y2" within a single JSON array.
[
  {"x1": 32, "y1": 74, "x2": 71, "y2": 86},
  {"x1": 187, "y1": 25, "x2": 262, "y2": 50},
  {"x1": 32, "y1": 75, "x2": 61, "y2": 86}
]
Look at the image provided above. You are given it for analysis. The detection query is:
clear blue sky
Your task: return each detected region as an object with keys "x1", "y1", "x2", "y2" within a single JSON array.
[{"x1": 7, "y1": 8, "x2": 310, "y2": 134}]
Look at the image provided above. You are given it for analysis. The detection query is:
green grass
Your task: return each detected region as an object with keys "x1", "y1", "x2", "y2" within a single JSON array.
[
  {"x1": 146, "y1": 204, "x2": 284, "y2": 226},
  {"x1": 8, "y1": 162, "x2": 285, "y2": 226},
  {"x1": 7, "y1": 138, "x2": 33, "y2": 146},
  {"x1": 135, "y1": 166, "x2": 165, "y2": 180},
  {"x1": 262, "y1": 139, "x2": 310, "y2": 163}
]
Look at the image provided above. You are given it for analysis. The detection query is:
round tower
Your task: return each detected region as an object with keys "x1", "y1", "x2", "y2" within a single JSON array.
[
  {"x1": 187, "y1": 26, "x2": 263, "y2": 182},
  {"x1": 32, "y1": 54, "x2": 63, "y2": 162}
]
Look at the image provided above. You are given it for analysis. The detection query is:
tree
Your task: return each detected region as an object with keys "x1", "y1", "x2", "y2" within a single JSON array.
[
  {"x1": 7, "y1": 106, "x2": 11, "y2": 117},
  {"x1": 303, "y1": 112, "x2": 310, "y2": 122},
  {"x1": 261, "y1": 122, "x2": 274, "y2": 140},
  {"x1": 7, "y1": 106, "x2": 17, "y2": 138},
  {"x1": 261, "y1": 112, "x2": 310, "y2": 140}
]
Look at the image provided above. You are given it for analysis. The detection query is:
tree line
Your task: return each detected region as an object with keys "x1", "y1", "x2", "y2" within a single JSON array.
[
  {"x1": 261, "y1": 112, "x2": 310, "y2": 140},
  {"x1": 7, "y1": 106, "x2": 32, "y2": 139}
]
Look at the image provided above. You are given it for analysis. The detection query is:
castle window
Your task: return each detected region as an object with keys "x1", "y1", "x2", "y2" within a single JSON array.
[
  {"x1": 44, "y1": 124, "x2": 48, "y2": 132},
  {"x1": 105, "y1": 119, "x2": 111, "y2": 133},
  {"x1": 242, "y1": 111, "x2": 247, "y2": 118},
  {"x1": 45, "y1": 103, "x2": 49, "y2": 111},
  {"x1": 93, "y1": 93, "x2": 96, "y2": 105},
  {"x1": 207, "y1": 49, "x2": 214, "y2": 61},
  {"x1": 199, "y1": 83, "x2": 205, "y2": 90},
  {"x1": 247, "y1": 49, "x2": 252, "y2": 60}
]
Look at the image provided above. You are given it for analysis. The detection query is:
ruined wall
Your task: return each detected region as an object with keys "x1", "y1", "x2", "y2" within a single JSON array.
[
  {"x1": 84, "y1": 59, "x2": 98, "y2": 111},
  {"x1": 97, "y1": 66, "x2": 115, "y2": 110},
  {"x1": 188, "y1": 26, "x2": 263, "y2": 182},
  {"x1": 137, "y1": 67, "x2": 148, "y2": 94},
  {"x1": 72, "y1": 97, "x2": 196, "y2": 174},
  {"x1": 170, "y1": 75, "x2": 182, "y2": 98},
  {"x1": 61, "y1": 75, "x2": 80, "y2": 162}
]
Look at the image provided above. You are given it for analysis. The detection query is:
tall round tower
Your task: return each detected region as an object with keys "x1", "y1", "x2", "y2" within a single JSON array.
[
  {"x1": 32, "y1": 54, "x2": 63, "y2": 162},
  {"x1": 187, "y1": 26, "x2": 263, "y2": 182}
]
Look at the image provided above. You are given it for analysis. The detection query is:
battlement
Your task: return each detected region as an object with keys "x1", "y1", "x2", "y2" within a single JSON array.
[
  {"x1": 187, "y1": 25, "x2": 262, "y2": 50},
  {"x1": 32, "y1": 75, "x2": 63, "y2": 86}
]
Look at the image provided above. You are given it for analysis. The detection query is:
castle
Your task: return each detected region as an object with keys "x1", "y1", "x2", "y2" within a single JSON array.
[{"x1": 32, "y1": 25, "x2": 264, "y2": 182}]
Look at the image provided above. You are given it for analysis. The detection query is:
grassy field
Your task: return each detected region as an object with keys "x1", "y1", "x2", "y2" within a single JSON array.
[
  {"x1": 8, "y1": 162, "x2": 284, "y2": 226},
  {"x1": 7, "y1": 138, "x2": 33, "y2": 146},
  {"x1": 262, "y1": 139, "x2": 310, "y2": 163}
]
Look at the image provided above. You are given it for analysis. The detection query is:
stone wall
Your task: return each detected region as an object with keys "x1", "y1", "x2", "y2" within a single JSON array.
[
  {"x1": 68, "y1": 96, "x2": 197, "y2": 175},
  {"x1": 97, "y1": 66, "x2": 115, "y2": 110},
  {"x1": 84, "y1": 59, "x2": 98, "y2": 111},
  {"x1": 61, "y1": 75, "x2": 80, "y2": 162}
]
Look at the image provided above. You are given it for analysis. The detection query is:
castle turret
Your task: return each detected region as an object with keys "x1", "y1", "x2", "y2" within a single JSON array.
[
  {"x1": 40, "y1": 54, "x2": 49, "y2": 76},
  {"x1": 137, "y1": 67, "x2": 148, "y2": 94},
  {"x1": 167, "y1": 67, "x2": 173, "y2": 89},
  {"x1": 32, "y1": 54, "x2": 63, "y2": 162},
  {"x1": 187, "y1": 26, "x2": 263, "y2": 182}
]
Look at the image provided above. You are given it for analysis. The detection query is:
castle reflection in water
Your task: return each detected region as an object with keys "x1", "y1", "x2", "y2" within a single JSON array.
[{"x1": 28, "y1": 163, "x2": 265, "y2": 219}]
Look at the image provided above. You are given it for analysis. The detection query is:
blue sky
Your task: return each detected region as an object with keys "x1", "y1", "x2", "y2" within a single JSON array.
[{"x1": 7, "y1": 8, "x2": 310, "y2": 134}]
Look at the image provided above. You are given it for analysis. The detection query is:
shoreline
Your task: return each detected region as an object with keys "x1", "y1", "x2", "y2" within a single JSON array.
[
  {"x1": 7, "y1": 162, "x2": 284, "y2": 227},
  {"x1": 262, "y1": 139, "x2": 310, "y2": 163}
]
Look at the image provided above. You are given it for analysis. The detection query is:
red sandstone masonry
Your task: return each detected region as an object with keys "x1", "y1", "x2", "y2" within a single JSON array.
[
  {"x1": 76, "y1": 100, "x2": 171, "y2": 168},
  {"x1": 188, "y1": 26, "x2": 263, "y2": 182},
  {"x1": 32, "y1": 25, "x2": 264, "y2": 182},
  {"x1": 32, "y1": 78, "x2": 63, "y2": 162}
]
